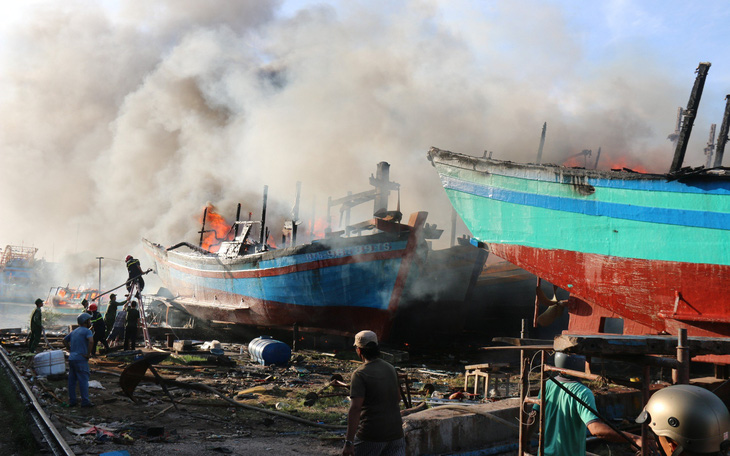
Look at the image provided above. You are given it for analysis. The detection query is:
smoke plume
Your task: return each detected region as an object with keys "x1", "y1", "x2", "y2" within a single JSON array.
[{"x1": 0, "y1": 0, "x2": 721, "y2": 287}]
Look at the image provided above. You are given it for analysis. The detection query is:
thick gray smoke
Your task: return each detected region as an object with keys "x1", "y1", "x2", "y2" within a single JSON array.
[{"x1": 0, "y1": 0, "x2": 723, "y2": 287}]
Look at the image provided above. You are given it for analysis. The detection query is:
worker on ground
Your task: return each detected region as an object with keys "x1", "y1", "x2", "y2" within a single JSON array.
[
  {"x1": 343, "y1": 330, "x2": 405, "y2": 456},
  {"x1": 523, "y1": 352, "x2": 645, "y2": 456},
  {"x1": 63, "y1": 313, "x2": 94, "y2": 407},
  {"x1": 28, "y1": 298, "x2": 44, "y2": 353},
  {"x1": 636, "y1": 383, "x2": 730, "y2": 456},
  {"x1": 87, "y1": 302, "x2": 109, "y2": 356},
  {"x1": 107, "y1": 302, "x2": 127, "y2": 348},
  {"x1": 103, "y1": 293, "x2": 125, "y2": 338},
  {"x1": 125, "y1": 255, "x2": 145, "y2": 300},
  {"x1": 124, "y1": 300, "x2": 140, "y2": 351}
]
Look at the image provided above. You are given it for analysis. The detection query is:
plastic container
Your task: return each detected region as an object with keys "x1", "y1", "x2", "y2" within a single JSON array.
[
  {"x1": 33, "y1": 350, "x2": 66, "y2": 376},
  {"x1": 248, "y1": 336, "x2": 291, "y2": 366}
]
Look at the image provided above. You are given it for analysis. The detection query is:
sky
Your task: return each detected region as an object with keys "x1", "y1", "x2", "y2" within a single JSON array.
[{"x1": 0, "y1": 0, "x2": 728, "y2": 288}]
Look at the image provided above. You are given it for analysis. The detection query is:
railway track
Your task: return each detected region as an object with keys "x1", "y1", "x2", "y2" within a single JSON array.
[{"x1": 0, "y1": 346, "x2": 75, "y2": 455}]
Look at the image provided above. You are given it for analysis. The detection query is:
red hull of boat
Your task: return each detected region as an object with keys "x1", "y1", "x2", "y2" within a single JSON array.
[{"x1": 490, "y1": 244, "x2": 730, "y2": 340}]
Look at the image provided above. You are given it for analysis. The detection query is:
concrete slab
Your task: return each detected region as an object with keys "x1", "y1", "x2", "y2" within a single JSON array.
[{"x1": 403, "y1": 398, "x2": 520, "y2": 456}]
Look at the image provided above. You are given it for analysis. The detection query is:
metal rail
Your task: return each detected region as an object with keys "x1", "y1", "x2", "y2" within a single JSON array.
[{"x1": 0, "y1": 346, "x2": 75, "y2": 455}]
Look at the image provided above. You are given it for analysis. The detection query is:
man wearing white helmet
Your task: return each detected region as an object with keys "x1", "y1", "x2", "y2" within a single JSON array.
[
  {"x1": 62, "y1": 313, "x2": 95, "y2": 407},
  {"x1": 636, "y1": 384, "x2": 730, "y2": 456}
]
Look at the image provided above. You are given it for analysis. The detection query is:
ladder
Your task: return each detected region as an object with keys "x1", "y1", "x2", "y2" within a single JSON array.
[{"x1": 127, "y1": 281, "x2": 152, "y2": 349}]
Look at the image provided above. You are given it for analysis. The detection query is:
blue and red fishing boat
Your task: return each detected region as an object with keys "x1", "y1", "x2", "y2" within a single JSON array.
[
  {"x1": 427, "y1": 147, "x2": 730, "y2": 341},
  {"x1": 143, "y1": 162, "x2": 488, "y2": 340},
  {"x1": 427, "y1": 63, "x2": 730, "y2": 352},
  {"x1": 144, "y1": 212, "x2": 429, "y2": 340}
]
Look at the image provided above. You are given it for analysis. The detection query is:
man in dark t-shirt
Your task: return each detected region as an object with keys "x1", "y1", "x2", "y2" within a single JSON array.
[
  {"x1": 343, "y1": 330, "x2": 404, "y2": 456},
  {"x1": 124, "y1": 300, "x2": 140, "y2": 350}
]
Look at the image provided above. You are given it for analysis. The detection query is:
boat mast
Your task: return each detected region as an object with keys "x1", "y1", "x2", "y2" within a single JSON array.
[
  {"x1": 713, "y1": 95, "x2": 730, "y2": 167},
  {"x1": 536, "y1": 122, "x2": 547, "y2": 164},
  {"x1": 372, "y1": 162, "x2": 392, "y2": 215},
  {"x1": 260, "y1": 185, "x2": 268, "y2": 245},
  {"x1": 292, "y1": 181, "x2": 301, "y2": 246},
  {"x1": 670, "y1": 62, "x2": 711, "y2": 173}
]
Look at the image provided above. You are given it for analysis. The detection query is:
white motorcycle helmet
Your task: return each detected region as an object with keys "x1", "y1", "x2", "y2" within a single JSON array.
[{"x1": 636, "y1": 384, "x2": 730, "y2": 455}]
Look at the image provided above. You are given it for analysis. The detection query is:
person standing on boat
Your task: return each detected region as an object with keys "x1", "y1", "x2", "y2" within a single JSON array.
[
  {"x1": 124, "y1": 300, "x2": 140, "y2": 351},
  {"x1": 523, "y1": 353, "x2": 644, "y2": 456},
  {"x1": 63, "y1": 313, "x2": 94, "y2": 407},
  {"x1": 28, "y1": 298, "x2": 44, "y2": 353},
  {"x1": 125, "y1": 255, "x2": 145, "y2": 299},
  {"x1": 343, "y1": 330, "x2": 405, "y2": 456},
  {"x1": 87, "y1": 302, "x2": 108, "y2": 356},
  {"x1": 103, "y1": 293, "x2": 125, "y2": 338}
]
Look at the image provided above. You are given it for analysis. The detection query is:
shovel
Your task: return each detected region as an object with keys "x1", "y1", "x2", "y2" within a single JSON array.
[{"x1": 304, "y1": 374, "x2": 349, "y2": 406}]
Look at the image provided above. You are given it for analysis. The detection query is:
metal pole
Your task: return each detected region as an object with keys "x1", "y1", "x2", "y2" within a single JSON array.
[
  {"x1": 539, "y1": 350, "x2": 546, "y2": 456},
  {"x1": 674, "y1": 328, "x2": 689, "y2": 384},
  {"x1": 96, "y1": 256, "x2": 103, "y2": 297},
  {"x1": 518, "y1": 319, "x2": 529, "y2": 456},
  {"x1": 518, "y1": 352, "x2": 528, "y2": 456},
  {"x1": 641, "y1": 364, "x2": 650, "y2": 456}
]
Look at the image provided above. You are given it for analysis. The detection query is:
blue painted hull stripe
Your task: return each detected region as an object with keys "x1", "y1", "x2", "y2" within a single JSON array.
[{"x1": 442, "y1": 175, "x2": 729, "y2": 230}]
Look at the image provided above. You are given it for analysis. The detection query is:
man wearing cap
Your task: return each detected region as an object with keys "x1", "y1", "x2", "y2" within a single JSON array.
[
  {"x1": 343, "y1": 330, "x2": 405, "y2": 456},
  {"x1": 28, "y1": 298, "x2": 44, "y2": 353},
  {"x1": 63, "y1": 313, "x2": 95, "y2": 407}
]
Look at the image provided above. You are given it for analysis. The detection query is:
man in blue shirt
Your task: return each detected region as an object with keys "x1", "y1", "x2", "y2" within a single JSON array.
[{"x1": 63, "y1": 313, "x2": 95, "y2": 407}]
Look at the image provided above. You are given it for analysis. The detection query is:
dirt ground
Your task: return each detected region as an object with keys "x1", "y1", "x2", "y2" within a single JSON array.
[
  {"x1": 2, "y1": 334, "x2": 471, "y2": 456},
  {"x1": 1, "y1": 332, "x2": 650, "y2": 456}
]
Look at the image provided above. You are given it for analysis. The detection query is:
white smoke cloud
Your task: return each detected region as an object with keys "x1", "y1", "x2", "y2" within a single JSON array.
[{"x1": 0, "y1": 0, "x2": 722, "y2": 287}]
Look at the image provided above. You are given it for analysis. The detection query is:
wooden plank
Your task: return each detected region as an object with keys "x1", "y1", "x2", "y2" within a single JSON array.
[
  {"x1": 478, "y1": 345, "x2": 552, "y2": 351},
  {"x1": 555, "y1": 334, "x2": 730, "y2": 356},
  {"x1": 491, "y1": 337, "x2": 554, "y2": 346}
]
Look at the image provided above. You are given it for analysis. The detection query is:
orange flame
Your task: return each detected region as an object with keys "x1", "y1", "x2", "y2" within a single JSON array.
[
  {"x1": 199, "y1": 204, "x2": 234, "y2": 252},
  {"x1": 605, "y1": 156, "x2": 648, "y2": 173},
  {"x1": 302, "y1": 217, "x2": 329, "y2": 240},
  {"x1": 267, "y1": 234, "x2": 277, "y2": 249}
]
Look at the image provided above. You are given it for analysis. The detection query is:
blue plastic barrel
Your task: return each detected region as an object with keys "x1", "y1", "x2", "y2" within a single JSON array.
[{"x1": 248, "y1": 336, "x2": 291, "y2": 366}]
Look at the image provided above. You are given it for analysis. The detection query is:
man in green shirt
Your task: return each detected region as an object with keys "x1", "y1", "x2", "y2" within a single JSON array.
[
  {"x1": 28, "y1": 298, "x2": 44, "y2": 353},
  {"x1": 103, "y1": 293, "x2": 125, "y2": 338},
  {"x1": 526, "y1": 353, "x2": 643, "y2": 456},
  {"x1": 343, "y1": 330, "x2": 404, "y2": 456}
]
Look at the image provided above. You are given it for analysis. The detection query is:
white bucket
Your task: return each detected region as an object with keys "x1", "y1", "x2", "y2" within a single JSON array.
[{"x1": 33, "y1": 350, "x2": 66, "y2": 376}]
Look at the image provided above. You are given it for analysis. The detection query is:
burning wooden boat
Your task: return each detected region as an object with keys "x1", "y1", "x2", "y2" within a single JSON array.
[
  {"x1": 144, "y1": 162, "x2": 486, "y2": 340},
  {"x1": 427, "y1": 63, "x2": 730, "y2": 358},
  {"x1": 144, "y1": 213, "x2": 430, "y2": 340},
  {"x1": 46, "y1": 286, "x2": 104, "y2": 315}
]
